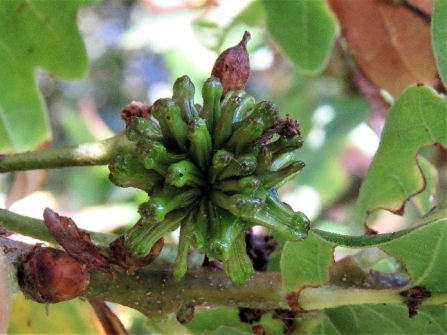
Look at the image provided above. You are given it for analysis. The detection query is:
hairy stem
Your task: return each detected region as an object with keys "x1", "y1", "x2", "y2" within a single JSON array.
[{"x1": 0, "y1": 132, "x2": 134, "y2": 172}]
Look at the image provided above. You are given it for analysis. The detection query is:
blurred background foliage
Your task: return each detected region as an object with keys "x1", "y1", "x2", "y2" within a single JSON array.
[{"x1": 2, "y1": 0, "x2": 440, "y2": 333}]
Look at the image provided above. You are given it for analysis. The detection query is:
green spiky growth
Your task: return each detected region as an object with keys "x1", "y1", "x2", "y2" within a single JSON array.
[{"x1": 109, "y1": 75, "x2": 309, "y2": 284}]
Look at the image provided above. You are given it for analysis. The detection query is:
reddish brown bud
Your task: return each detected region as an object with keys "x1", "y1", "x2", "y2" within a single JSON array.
[
  {"x1": 120, "y1": 101, "x2": 152, "y2": 121},
  {"x1": 211, "y1": 31, "x2": 251, "y2": 96},
  {"x1": 18, "y1": 247, "x2": 90, "y2": 303}
]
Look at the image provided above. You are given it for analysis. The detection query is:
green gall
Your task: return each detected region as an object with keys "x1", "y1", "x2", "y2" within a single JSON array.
[{"x1": 109, "y1": 75, "x2": 309, "y2": 284}]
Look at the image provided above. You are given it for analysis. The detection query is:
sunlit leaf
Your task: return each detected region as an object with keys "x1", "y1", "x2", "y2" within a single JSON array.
[
  {"x1": 352, "y1": 85, "x2": 447, "y2": 232},
  {"x1": 8, "y1": 294, "x2": 102, "y2": 334},
  {"x1": 262, "y1": 0, "x2": 338, "y2": 75},
  {"x1": 0, "y1": 0, "x2": 95, "y2": 153}
]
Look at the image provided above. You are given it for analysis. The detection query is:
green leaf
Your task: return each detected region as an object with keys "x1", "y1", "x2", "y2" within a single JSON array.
[
  {"x1": 351, "y1": 85, "x2": 447, "y2": 232},
  {"x1": 185, "y1": 307, "x2": 252, "y2": 334},
  {"x1": 281, "y1": 231, "x2": 333, "y2": 294},
  {"x1": 145, "y1": 313, "x2": 192, "y2": 335},
  {"x1": 408, "y1": 156, "x2": 438, "y2": 220},
  {"x1": 318, "y1": 218, "x2": 447, "y2": 292},
  {"x1": 325, "y1": 305, "x2": 447, "y2": 334},
  {"x1": 301, "y1": 305, "x2": 447, "y2": 334},
  {"x1": 262, "y1": 0, "x2": 338, "y2": 75},
  {"x1": 432, "y1": 0, "x2": 447, "y2": 89},
  {"x1": 229, "y1": 0, "x2": 266, "y2": 28},
  {"x1": 0, "y1": 0, "x2": 95, "y2": 153},
  {"x1": 282, "y1": 218, "x2": 447, "y2": 308},
  {"x1": 207, "y1": 326, "x2": 252, "y2": 335},
  {"x1": 185, "y1": 307, "x2": 287, "y2": 335},
  {"x1": 282, "y1": 219, "x2": 447, "y2": 333}
]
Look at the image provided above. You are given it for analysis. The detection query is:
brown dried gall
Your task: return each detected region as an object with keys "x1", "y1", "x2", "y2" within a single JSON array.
[
  {"x1": 18, "y1": 247, "x2": 90, "y2": 303},
  {"x1": 211, "y1": 31, "x2": 251, "y2": 96}
]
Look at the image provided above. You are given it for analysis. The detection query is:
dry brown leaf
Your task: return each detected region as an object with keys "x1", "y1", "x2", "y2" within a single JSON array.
[
  {"x1": 379, "y1": 0, "x2": 436, "y2": 82},
  {"x1": 43, "y1": 208, "x2": 114, "y2": 275},
  {"x1": 89, "y1": 300, "x2": 129, "y2": 335},
  {"x1": 329, "y1": 0, "x2": 436, "y2": 96}
]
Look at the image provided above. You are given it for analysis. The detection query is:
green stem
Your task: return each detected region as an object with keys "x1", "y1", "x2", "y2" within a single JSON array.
[
  {"x1": 0, "y1": 209, "x2": 116, "y2": 246},
  {"x1": 299, "y1": 286, "x2": 403, "y2": 310},
  {"x1": 83, "y1": 269, "x2": 286, "y2": 319},
  {"x1": 0, "y1": 132, "x2": 135, "y2": 172},
  {"x1": 0, "y1": 209, "x2": 57, "y2": 244},
  {"x1": 82, "y1": 269, "x2": 447, "y2": 318}
]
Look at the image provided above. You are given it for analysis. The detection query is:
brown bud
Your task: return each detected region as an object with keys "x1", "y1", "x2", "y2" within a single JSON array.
[
  {"x1": 120, "y1": 101, "x2": 152, "y2": 122},
  {"x1": 109, "y1": 235, "x2": 164, "y2": 274},
  {"x1": 18, "y1": 247, "x2": 90, "y2": 303},
  {"x1": 43, "y1": 207, "x2": 114, "y2": 275},
  {"x1": 211, "y1": 31, "x2": 251, "y2": 96}
]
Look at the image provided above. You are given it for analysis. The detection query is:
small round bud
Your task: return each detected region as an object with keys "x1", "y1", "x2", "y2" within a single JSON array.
[{"x1": 18, "y1": 247, "x2": 90, "y2": 303}]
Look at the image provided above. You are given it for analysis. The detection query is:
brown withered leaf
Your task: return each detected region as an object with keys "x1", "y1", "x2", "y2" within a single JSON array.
[
  {"x1": 329, "y1": 0, "x2": 436, "y2": 97},
  {"x1": 254, "y1": 115, "x2": 301, "y2": 146},
  {"x1": 89, "y1": 300, "x2": 129, "y2": 335},
  {"x1": 43, "y1": 208, "x2": 113, "y2": 275},
  {"x1": 211, "y1": 31, "x2": 251, "y2": 96},
  {"x1": 379, "y1": 1, "x2": 435, "y2": 82}
]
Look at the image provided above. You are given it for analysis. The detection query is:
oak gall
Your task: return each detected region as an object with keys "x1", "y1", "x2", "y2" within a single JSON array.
[
  {"x1": 18, "y1": 247, "x2": 90, "y2": 303},
  {"x1": 211, "y1": 31, "x2": 251, "y2": 96}
]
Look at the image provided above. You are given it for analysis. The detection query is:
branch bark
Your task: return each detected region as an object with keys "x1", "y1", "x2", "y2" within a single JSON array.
[{"x1": 2, "y1": 236, "x2": 447, "y2": 320}]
